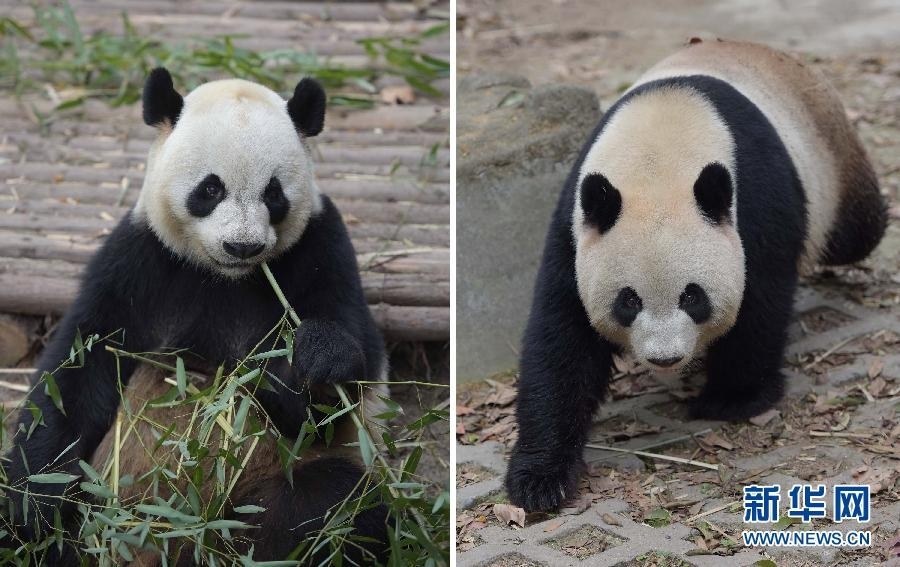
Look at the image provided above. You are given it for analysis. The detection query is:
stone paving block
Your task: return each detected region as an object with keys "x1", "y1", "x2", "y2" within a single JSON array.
[
  {"x1": 458, "y1": 441, "x2": 507, "y2": 510},
  {"x1": 687, "y1": 550, "x2": 767, "y2": 566}
]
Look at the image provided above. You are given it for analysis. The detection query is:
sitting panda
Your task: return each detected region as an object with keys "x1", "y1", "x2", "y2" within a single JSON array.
[
  {"x1": 507, "y1": 40, "x2": 887, "y2": 513},
  {"x1": 5, "y1": 69, "x2": 390, "y2": 562}
]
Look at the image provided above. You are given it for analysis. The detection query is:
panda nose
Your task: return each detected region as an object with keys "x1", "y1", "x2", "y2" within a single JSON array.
[
  {"x1": 648, "y1": 356, "x2": 683, "y2": 368},
  {"x1": 223, "y1": 241, "x2": 265, "y2": 259}
]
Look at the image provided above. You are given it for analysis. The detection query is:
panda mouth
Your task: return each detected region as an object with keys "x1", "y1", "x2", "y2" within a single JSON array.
[{"x1": 212, "y1": 259, "x2": 258, "y2": 270}]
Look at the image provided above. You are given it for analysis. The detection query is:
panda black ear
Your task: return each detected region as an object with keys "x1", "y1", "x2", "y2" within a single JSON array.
[
  {"x1": 143, "y1": 68, "x2": 183, "y2": 128},
  {"x1": 287, "y1": 78, "x2": 326, "y2": 137},
  {"x1": 580, "y1": 173, "x2": 622, "y2": 234},
  {"x1": 693, "y1": 162, "x2": 733, "y2": 224}
]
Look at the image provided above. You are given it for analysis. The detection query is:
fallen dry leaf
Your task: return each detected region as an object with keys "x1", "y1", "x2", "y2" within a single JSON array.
[
  {"x1": 852, "y1": 464, "x2": 900, "y2": 493},
  {"x1": 484, "y1": 384, "x2": 516, "y2": 406},
  {"x1": 869, "y1": 376, "x2": 889, "y2": 398},
  {"x1": 885, "y1": 531, "x2": 900, "y2": 557},
  {"x1": 749, "y1": 409, "x2": 780, "y2": 427},
  {"x1": 889, "y1": 205, "x2": 900, "y2": 220},
  {"x1": 830, "y1": 412, "x2": 851, "y2": 432},
  {"x1": 560, "y1": 494, "x2": 592, "y2": 516},
  {"x1": 868, "y1": 358, "x2": 885, "y2": 378},
  {"x1": 694, "y1": 535, "x2": 708, "y2": 550},
  {"x1": 600, "y1": 512, "x2": 622, "y2": 526},
  {"x1": 699, "y1": 431, "x2": 735, "y2": 450},
  {"x1": 542, "y1": 519, "x2": 566, "y2": 532},
  {"x1": 493, "y1": 503, "x2": 526, "y2": 528}
]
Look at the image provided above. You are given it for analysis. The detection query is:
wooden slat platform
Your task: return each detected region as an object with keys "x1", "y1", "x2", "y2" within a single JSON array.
[{"x1": 0, "y1": 1, "x2": 450, "y2": 342}]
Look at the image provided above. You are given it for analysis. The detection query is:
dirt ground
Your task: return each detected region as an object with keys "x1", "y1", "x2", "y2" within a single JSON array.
[{"x1": 456, "y1": 1, "x2": 899, "y2": 565}]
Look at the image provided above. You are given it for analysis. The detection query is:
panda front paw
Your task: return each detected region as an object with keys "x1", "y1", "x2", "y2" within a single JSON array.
[
  {"x1": 293, "y1": 320, "x2": 367, "y2": 385},
  {"x1": 505, "y1": 451, "x2": 581, "y2": 513},
  {"x1": 689, "y1": 382, "x2": 782, "y2": 422}
]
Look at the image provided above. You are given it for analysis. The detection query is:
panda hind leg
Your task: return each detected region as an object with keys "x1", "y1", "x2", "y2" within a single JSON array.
[
  {"x1": 820, "y1": 163, "x2": 887, "y2": 266},
  {"x1": 231, "y1": 456, "x2": 389, "y2": 564}
]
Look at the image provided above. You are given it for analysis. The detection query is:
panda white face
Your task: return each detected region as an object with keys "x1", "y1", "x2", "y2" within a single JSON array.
[
  {"x1": 574, "y1": 209, "x2": 745, "y2": 371},
  {"x1": 573, "y1": 87, "x2": 746, "y2": 371},
  {"x1": 135, "y1": 74, "x2": 326, "y2": 278}
]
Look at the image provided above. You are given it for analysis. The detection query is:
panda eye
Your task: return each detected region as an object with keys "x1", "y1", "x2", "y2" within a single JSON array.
[
  {"x1": 263, "y1": 177, "x2": 290, "y2": 225},
  {"x1": 187, "y1": 174, "x2": 226, "y2": 218},
  {"x1": 680, "y1": 283, "x2": 712, "y2": 324},
  {"x1": 612, "y1": 287, "x2": 642, "y2": 327},
  {"x1": 204, "y1": 182, "x2": 223, "y2": 199},
  {"x1": 199, "y1": 175, "x2": 225, "y2": 200},
  {"x1": 263, "y1": 179, "x2": 279, "y2": 202}
]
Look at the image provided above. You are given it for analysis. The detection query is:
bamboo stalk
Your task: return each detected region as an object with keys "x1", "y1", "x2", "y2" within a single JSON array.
[
  {"x1": 259, "y1": 261, "x2": 432, "y2": 534},
  {"x1": 584, "y1": 443, "x2": 720, "y2": 470},
  {"x1": 684, "y1": 499, "x2": 743, "y2": 523}
]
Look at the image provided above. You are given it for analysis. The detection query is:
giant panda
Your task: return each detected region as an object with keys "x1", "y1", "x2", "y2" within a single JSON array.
[
  {"x1": 4, "y1": 69, "x2": 390, "y2": 563},
  {"x1": 506, "y1": 40, "x2": 887, "y2": 513}
]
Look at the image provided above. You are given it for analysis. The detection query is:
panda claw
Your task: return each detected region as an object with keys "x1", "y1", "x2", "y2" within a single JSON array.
[
  {"x1": 505, "y1": 453, "x2": 580, "y2": 513},
  {"x1": 689, "y1": 388, "x2": 779, "y2": 422}
]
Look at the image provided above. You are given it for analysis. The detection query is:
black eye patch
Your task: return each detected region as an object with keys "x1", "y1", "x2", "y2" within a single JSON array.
[
  {"x1": 612, "y1": 287, "x2": 642, "y2": 327},
  {"x1": 263, "y1": 177, "x2": 290, "y2": 224},
  {"x1": 187, "y1": 174, "x2": 226, "y2": 217},
  {"x1": 679, "y1": 283, "x2": 712, "y2": 324}
]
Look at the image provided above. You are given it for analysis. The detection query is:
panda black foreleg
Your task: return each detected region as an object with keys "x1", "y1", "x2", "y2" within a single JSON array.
[
  {"x1": 506, "y1": 338, "x2": 611, "y2": 513},
  {"x1": 690, "y1": 270, "x2": 796, "y2": 421},
  {"x1": 254, "y1": 319, "x2": 368, "y2": 438},
  {"x1": 505, "y1": 231, "x2": 613, "y2": 512},
  {"x1": 6, "y1": 330, "x2": 138, "y2": 541}
]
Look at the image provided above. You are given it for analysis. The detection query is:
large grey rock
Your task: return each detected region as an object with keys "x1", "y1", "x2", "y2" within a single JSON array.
[{"x1": 456, "y1": 74, "x2": 601, "y2": 382}]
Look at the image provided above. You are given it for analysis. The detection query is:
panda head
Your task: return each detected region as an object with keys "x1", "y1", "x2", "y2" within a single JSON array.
[
  {"x1": 133, "y1": 68, "x2": 327, "y2": 278},
  {"x1": 573, "y1": 87, "x2": 746, "y2": 372}
]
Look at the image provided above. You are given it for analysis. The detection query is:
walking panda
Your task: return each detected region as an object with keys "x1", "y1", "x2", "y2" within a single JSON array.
[
  {"x1": 6, "y1": 69, "x2": 390, "y2": 562},
  {"x1": 507, "y1": 40, "x2": 887, "y2": 513}
]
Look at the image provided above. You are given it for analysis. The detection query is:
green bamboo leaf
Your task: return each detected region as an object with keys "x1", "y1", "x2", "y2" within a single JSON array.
[
  {"x1": 232, "y1": 504, "x2": 266, "y2": 514},
  {"x1": 232, "y1": 395, "x2": 252, "y2": 438},
  {"x1": 54, "y1": 97, "x2": 84, "y2": 111},
  {"x1": 205, "y1": 519, "x2": 253, "y2": 530},
  {"x1": 401, "y1": 446, "x2": 422, "y2": 481},
  {"x1": 318, "y1": 402, "x2": 358, "y2": 427},
  {"x1": 42, "y1": 372, "x2": 65, "y2": 416},
  {"x1": 28, "y1": 472, "x2": 78, "y2": 483},
  {"x1": 358, "y1": 428, "x2": 374, "y2": 466},
  {"x1": 420, "y1": 23, "x2": 450, "y2": 38},
  {"x1": 176, "y1": 356, "x2": 186, "y2": 398},
  {"x1": 135, "y1": 504, "x2": 200, "y2": 524},
  {"x1": 77, "y1": 460, "x2": 100, "y2": 482},
  {"x1": 249, "y1": 349, "x2": 291, "y2": 361}
]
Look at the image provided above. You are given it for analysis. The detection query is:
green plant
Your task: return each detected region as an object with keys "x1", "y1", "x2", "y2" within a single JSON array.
[
  {"x1": 0, "y1": 265, "x2": 450, "y2": 565},
  {"x1": 0, "y1": 2, "x2": 449, "y2": 111},
  {"x1": 358, "y1": 23, "x2": 451, "y2": 98}
]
